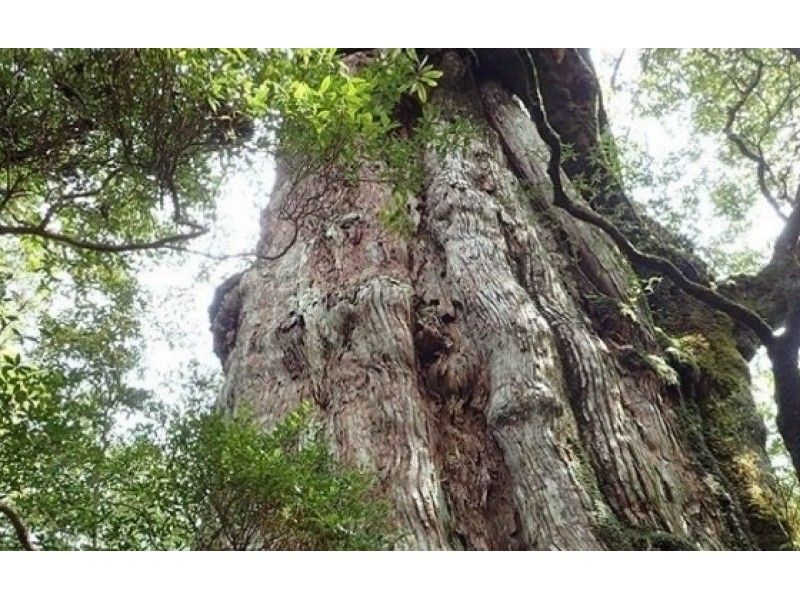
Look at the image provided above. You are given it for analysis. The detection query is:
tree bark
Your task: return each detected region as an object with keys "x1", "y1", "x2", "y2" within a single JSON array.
[{"x1": 213, "y1": 50, "x2": 792, "y2": 550}]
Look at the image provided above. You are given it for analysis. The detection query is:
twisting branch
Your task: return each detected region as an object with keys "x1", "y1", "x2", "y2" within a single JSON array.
[
  {"x1": 255, "y1": 157, "x2": 343, "y2": 262},
  {"x1": 0, "y1": 224, "x2": 208, "y2": 253},
  {"x1": 161, "y1": 246, "x2": 257, "y2": 261},
  {"x1": 518, "y1": 48, "x2": 800, "y2": 483},
  {"x1": 721, "y1": 60, "x2": 791, "y2": 222},
  {"x1": 520, "y1": 49, "x2": 775, "y2": 347},
  {"x1": 0, "y1": 500, "x2": 36, "y2": 550}
]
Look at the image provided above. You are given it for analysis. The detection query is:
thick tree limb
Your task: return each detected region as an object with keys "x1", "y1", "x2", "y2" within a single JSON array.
[
  {"x1": 774, "y1": 186, "x2": 800, "y2": 260},
  {"x1": 768, "y1": 281, "x2": 800, "y2": 474},
  {"x1": 0, "y1": 500, "x2": 36, "y2": 550}
]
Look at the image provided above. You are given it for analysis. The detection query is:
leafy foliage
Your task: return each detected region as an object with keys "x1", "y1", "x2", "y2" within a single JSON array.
[
  {"x1": 3, "y1": 246, "x2": 391, "y2": 549},
  {"x1": 0, "y1": 48, "x2": 445, "y2": 273},
  {"x1": 1, "y1": 49, "x2": 241, "y2": 253},
  {"x1": 595, "y1": 49, "x2": 800, "y2": 276},
  {"x1": 639, "y1": 49, "x2": 800, "y2": 206},
  {"x1": 0, "y1": 389, "x2": 392, "y2": 550},
  {"x1": 167, "y1": 402, "x2": 392, "y2": 550}
]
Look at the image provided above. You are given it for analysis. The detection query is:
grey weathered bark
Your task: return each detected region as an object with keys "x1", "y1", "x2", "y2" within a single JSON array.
[{"x1": 212, "y1": 49, "x2": 793, "y2": 549}]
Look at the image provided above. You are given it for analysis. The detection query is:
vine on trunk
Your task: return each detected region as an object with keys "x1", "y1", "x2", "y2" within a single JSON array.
[{"x1": 513, "y1": 48, "x2": 800, "y2": 482}]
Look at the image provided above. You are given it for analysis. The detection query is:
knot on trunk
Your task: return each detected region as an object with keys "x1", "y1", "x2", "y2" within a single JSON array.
[{"x1": 209, "y1": 271, "x2": 245, "y2": 365}]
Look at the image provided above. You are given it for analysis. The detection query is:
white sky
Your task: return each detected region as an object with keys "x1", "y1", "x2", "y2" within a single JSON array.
[
  {"x1": 595, "y1": 49, "x2": 783, "y2": 259},
  {"x1": 136, "y1": 155, "x2": 274, "y2": 399}
]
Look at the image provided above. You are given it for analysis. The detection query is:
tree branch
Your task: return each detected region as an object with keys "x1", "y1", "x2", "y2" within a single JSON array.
[
  {"x1": 722, "y1": 60, "x2": 791, "y2": 223},
  {"x1": 518, "y1": 48, "x2": 800, "y2": 484},
  {"x1": 0, "y1": 224, "x2": 208, "y2": 253},
  {"x1": 609, "y1": 49, "x2": 626, "y2": 92},
  {"x1": 162, "y1": 246, "x2": 256, "y2": 261},
  {"x1": 521, "y1": 49, "x2": 776, "y2": 347},
  {"x1": 0, "y1": 500, "x2": 36, "y2": 550}
]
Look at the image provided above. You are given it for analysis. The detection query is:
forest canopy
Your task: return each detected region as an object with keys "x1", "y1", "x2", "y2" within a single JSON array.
[{"x1": 2, "y1": 48, "x2": 800, "y2": 551}]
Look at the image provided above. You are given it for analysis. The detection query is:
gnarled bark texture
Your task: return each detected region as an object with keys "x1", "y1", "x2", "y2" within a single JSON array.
[{"x1": 213, "y1": 50, "x2": 793, "y2": 549}]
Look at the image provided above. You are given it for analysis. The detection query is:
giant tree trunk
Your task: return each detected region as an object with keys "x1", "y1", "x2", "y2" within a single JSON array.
[{"x1": 212, "y1": 50, "x2": 792, "y2": 550}]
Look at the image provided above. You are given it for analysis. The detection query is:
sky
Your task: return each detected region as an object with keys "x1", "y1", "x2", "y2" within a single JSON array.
[
  {"x1": 134, "y1": 49, "x2": 786, "y2": 429},
  {"x1": 136, "y1": 155, "x2": 274, "y2": 400},
  {"x1": 595, "y1": 49, "x2": 783, "y2": 261}
]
